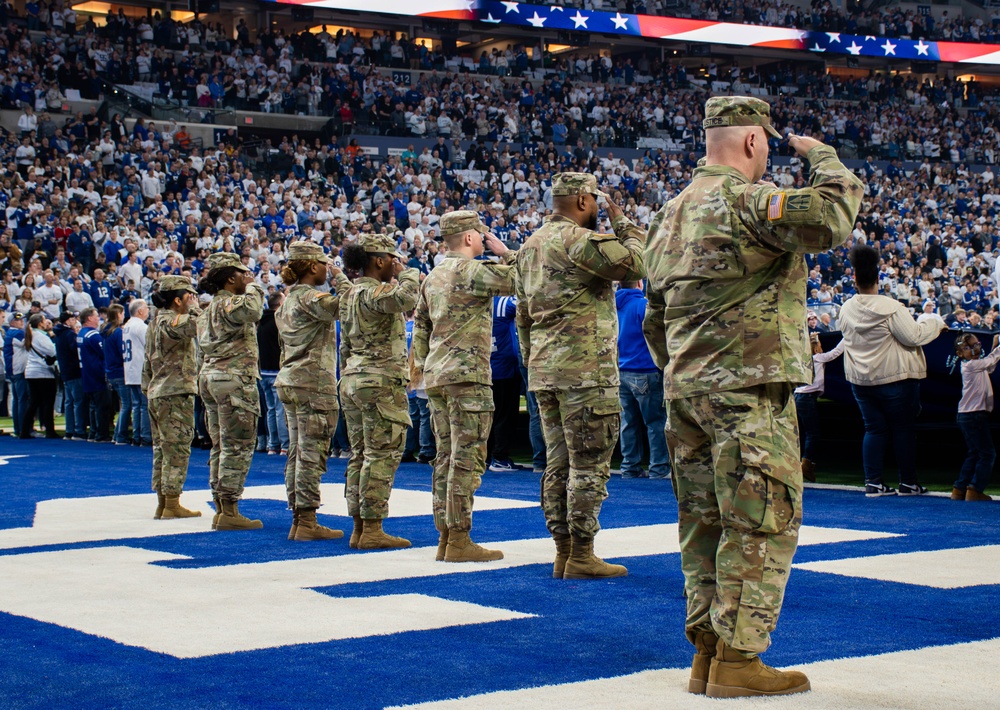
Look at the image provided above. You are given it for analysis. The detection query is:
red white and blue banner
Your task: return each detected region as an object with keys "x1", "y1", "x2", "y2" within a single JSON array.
[{"x1": 263, "y1": 0, "x2": 1000, "y2": 65}]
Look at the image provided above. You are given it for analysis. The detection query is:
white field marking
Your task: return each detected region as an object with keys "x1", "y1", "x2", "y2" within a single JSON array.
[
  {"x1": 390, "y1": 637, "x2": 1000, "y2": 710},
  {"x1": 795, "y1": 545, "x2": 1000, "y2": 589},
  {"x1": 0, "y1": 525, "x2": 896, "y2": 658},
  {"x1": 0, "y1": 455, "x2": 28, "y2": 466},
  {"x1": 0, "y1": 483, "x2": 537, "y2": 550}
]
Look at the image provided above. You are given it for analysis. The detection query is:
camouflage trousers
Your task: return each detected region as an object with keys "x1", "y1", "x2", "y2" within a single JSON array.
[
  {"x1": 341, "y1": 373, "x2": 410, "y2": 520},
  {"x1": 200, "y1": 372, "x2": 260, "y2": 503},
  {"x1": 665, "y1": 383, "x2": 802, "y2": 657},
  {"x1": 536, "y1": 386, "x2": 621, "y2": 539},
  {"x1": 278, "y1": 386, "x2": 338, "y2": 510},
  {"x1": 149, "y1": 394, "x2": 194, "y2": 496},
  {"x1": 426, "y1": 383, "x2": 494, "y2": 533}
]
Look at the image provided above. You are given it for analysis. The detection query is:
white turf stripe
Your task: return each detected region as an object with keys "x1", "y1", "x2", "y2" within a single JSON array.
[
  {"x1": 391, "y1": 637, "x2": 1000, "y2": 710},
  {"x1": 0, "y1": 525, "x2": 895, "y2": 657},
  {"x1": 795, "y1": 545, "x2": 1000, "y2": 589},
  {"x1": 0, "y1": 484, "x2": 536, "y2": 550}
]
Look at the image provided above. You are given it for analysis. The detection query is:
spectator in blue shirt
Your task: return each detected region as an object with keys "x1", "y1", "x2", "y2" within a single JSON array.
[
  {"x1": 77, "y1": 307, "x2": 111, "y2": 442},
  {"x1": 616, "y1": 281, "x2": 671, "y2": 480},
  {"x1": 402, "y1": 313, "x2": 435, "y2": 463},
  {"x1": 89, "y1": 269, "x2": 112, "y2": 309},
  {"x1": 101, "y1": 304, "x2": 130, "y2": 445},
  {"x1": 487, "y1": 296, "x2": 523, "y2": 472},
  {"x1": 3, "y1": 312, "x2": 27, "y2": 437}
]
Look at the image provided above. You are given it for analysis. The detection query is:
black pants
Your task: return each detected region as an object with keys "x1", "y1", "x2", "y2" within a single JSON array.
[
  {"x1": 84, "y1": 389, "x2": 112, "y2": 440},
  {"x1": 487, "y1": 374, "x2": 522, "y2": 463},
  {"x1": 22, "y1": 378, "x2": 56, "y2": 437}
]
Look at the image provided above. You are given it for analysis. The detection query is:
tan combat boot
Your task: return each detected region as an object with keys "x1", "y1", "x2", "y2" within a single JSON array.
[
  {"x1": 161, "y1": 494, "x2": 203, "y2": 519},
  {"x1": 801, "y1": 458, "x2": 816, "y2": 483},
  {"x1": 706, "y1": 640, "x2": 810, "y2": 698},
  {"x1": 357, "y1": 519, "x2": 411, "y2": 550},
  {"x1": 951, "y1": 487, "x2": 966, "y2": 500},
  {"x1": 563, "y1": 534, "x2": 628, "y2": 579},
  {"x1": 211, "y1": 495, "x2": 222, "y2": 530},
  {"x1": 967, "y1": 488, "x2": 993, "y2": 501},
  {"x1": 552, "y1": 533, "x2": 571, "y2": 579},
  {"x1": 154, "y1": 492, "x2": 165, "y2": 520},
  {"x1": 436, "y1": 528, "x2": 450, "y2": 561},
  {"x1": 293, "y1": 509, "x2": 344, "y2": 541},
  {"x1": 215, "y1": 500, "x2": 264, "y2": 531},
  {"x1": 444, "y1": 530, "x2": 503, "y2": 563},
  {"x1": 349, "y1": 515, "x2": 364, "y2": 549},
  {"x1": 287, "y1": 495, "x2": 298, "y2": 540},
  {"x1": 688, "y1": 631, "x2": 719, "y2": 694}
]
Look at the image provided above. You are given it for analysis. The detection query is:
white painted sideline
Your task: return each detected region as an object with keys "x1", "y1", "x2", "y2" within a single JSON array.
[
  {"x1": 392, "y1": 637, "x2": 1000, "y2": 710},
  {"x1": 796, "y1": 545, "x2": 1000, "y2": 589}
]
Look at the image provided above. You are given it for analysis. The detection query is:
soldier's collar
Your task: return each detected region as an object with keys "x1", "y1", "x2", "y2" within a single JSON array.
[{"x1": 693, "y1": 164, "x2": 752, "y2": 184}]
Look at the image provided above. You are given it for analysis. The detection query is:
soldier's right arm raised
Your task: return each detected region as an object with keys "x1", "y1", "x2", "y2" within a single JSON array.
[
  {"x1": 746, "y1": 145, "x2": 864, "y2": 254},
  {"x1": 364, "y1": 268, "x2": 419, "y2": 314}
]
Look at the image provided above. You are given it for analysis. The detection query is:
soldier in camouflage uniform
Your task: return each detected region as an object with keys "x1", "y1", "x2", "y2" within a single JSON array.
[
  {"x1": 197, "y1": 252, "x2": 266, "y2": 531},
  {"x1": 643, "y1": 96, "x2": 864, "y2": 698},
  {"x1": 340, "y1": 233, "x2": 420, "y2": 550},
  {"x1": 275, "y1": 241, "x2": 354, "y2": 542},
  {"x1": 515, "y1": 172, "x2": 645, "y2": 579},
  {"x1": 143, "y1": 275, "x2": 203, "y2": 520},
  {"x1": 412, "y1": 210, "x2": 516, "y2": 563}
]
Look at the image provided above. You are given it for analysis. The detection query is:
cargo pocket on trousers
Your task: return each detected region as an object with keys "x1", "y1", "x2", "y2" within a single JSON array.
[
  {"x1": 230, "y1": 390, "x2": 261, "y2": 418},
  {"x1": 457, "y1": 395, "x2": 495, "y2": 441},
  {"x1": 729, "y1": 435, "x2": 798, "y2": 535},
  {"x1": 375, "y1": 401, "x2": 411, "y2": 452}
]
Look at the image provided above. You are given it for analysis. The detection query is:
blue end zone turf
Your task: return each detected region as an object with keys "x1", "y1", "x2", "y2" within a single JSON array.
[{"x1": 0, "y1": 438, "x2": 998, "y2": 708}]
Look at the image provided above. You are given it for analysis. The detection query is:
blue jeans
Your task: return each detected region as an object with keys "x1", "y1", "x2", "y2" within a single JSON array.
[
  {"x1": 261, "y1": 374, "x2": 289, "y2": 451},
  {"x1": 64, "y1": 378, "x2": 86, "y2": 438},
  {"x1": 128, "y1": 384, "x2": 151, "y2": 444},
  {"x1": 10, "y1": 374, "x2": 27, "y2": 437},
  {"x1": 956, "y1": 411, "x2": 995, "y2": 493},
  {"x1": 618, "y1": 370, "x2": 671, "y2": 479},
  {"x1": 110, "y1": 377, "x2": 132, "y2": 444},
  {"x1": 85, "y1": 388, "x2": 112, "y2": 440},
  {"x1": 794, "y1": 391, "x2": 821, "y2": 463},
  {"x1": 404, "y1": 396, "x2": 435, "y2": 458},
  {"x1": 851, "y1": 379, "x2": 921, "y2": 486},
  {"x1": 521, "y1": 365, "x2": 546, "y2": 471}
]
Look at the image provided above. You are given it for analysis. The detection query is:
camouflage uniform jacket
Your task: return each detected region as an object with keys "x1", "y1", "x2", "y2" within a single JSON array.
[
  {"x1": 515, "y1": 213, "x2": 645, "y2": 390},
  {"x1": 643, "y1": 145, "x2": 864, "y2": 399},
  {"x1": 142, "y1": 306, "x2": 202, "y2": 399},
  {"x1": 413, "y1": 252, "x2": 517, "y2": 389},
  {"x1": 340, "y1": 268, "x2": 419, "y2": 381},
  {"x1": 274, "y1": 272, "x2": 352, "y2": 407},
  {"x1": 196, "y1": 282, "x2": 265, "y2": 375}
]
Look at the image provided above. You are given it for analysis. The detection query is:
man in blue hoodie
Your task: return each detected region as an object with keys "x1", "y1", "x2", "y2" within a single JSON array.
[
  {"x1": 616, "y1": 281, "x2": 671, "y2": 480},
  {"x1": 77, "y1": 307, "x2": 111, "y2": 442},
  {"x1": 487, "y1": 295, "x2": 523, "y2": 472},
  {"x1": 54, "y1": 310, "x2": 87, "y2": 440},
  {"x1": 3, "y1": 312, "x2": 26, "y2": 437}
]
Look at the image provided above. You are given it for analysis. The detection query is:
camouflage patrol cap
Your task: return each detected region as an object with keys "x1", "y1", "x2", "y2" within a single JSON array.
[
  {"x1": 205, "y1": 252, "x2": 250, "y2": 273},
  {"x1": 439, "y1": 210, "x2": 488, "y2": 238},
  {"x1": 551, "y1": 172, "x2": 610, "y2": 200},
  {"x1": 286, "y1": 240, "x2": 329, "y2": 264},
  {"x1": 703, "y1": 96, "x2": 782, "y2": 139},
  {"x1": 360, "y1": 233, "x2": 404, "y2": 258},
  {"x1": 159, "y1": 275, "x2": 197, "y2": 294}
]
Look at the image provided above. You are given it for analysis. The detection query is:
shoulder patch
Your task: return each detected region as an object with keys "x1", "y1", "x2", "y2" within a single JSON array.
[
  {"x1": 786, "y1": 194, "x2": 812, "y2": 212},
  {"x1": 767, "y1": 193, "x2": 786, "y2": 221}
]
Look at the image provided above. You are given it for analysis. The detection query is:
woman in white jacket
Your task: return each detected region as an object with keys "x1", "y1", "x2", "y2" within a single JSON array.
[
  {"x1": 19, "y1": 313, "x2": 59, "y2": 439},
  {"x1": 838, "y1": 244, "x2": 947, "y2": 497}
]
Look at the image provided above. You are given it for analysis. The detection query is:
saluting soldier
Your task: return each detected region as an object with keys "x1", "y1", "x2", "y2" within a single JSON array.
[
  {"x1": 643, "y1": 96, "x2": 864, "y2": 698},
  {"x1": 144, "y1": 275, "x2": 203, "y2": 520},
  {"x1": 340, "y1": 233, "x2": 420, "y2": 550},
  {"x1": 412, "y1": 210, "x2": 516, "y2": 563},
  {"x1": 275, "y1": 240, "x2": 354, "y2": 542},
  {"x1": 515, "y1": 172, "x2": 645, "y2": 580},
  {"x1": 197, "y1": 252, "x2": 266, "y2": 531}
]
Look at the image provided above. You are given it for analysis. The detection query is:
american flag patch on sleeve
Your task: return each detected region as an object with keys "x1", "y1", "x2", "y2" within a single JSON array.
[{"x1": 767, "y1": 193, "x2": 786, "y2": 221}]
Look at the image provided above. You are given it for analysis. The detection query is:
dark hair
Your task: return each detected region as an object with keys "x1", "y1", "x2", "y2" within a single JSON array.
[
  {"x1": 23, "y1": 313, "x2": 46, "y2": 352},
  {"x1": 150, "y1": 283, "x2": 187, "y2": 310},
  {"x1": 102, "y1": 304, "x2": 124, "y2": 335},
  {"x1": 342, "y1": 243, "x2": 374, "y2": 272},
  {"x1": 200, "y1": 266, "x2": 239, "y2": 295},
  {"x1": 849, "y1": 244, "x2": 879, "y2": 290},
  {"x1": 267, "y1": 292, "x2": 284, "y2": 310},
  {"x1": 280, "y1": 260, "x2": 314, "y2": 286}
]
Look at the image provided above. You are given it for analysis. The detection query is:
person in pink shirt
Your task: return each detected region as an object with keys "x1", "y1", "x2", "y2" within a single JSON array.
[{"x1": 952, "y1": 332, "x2": 1000, "y2": 501}]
